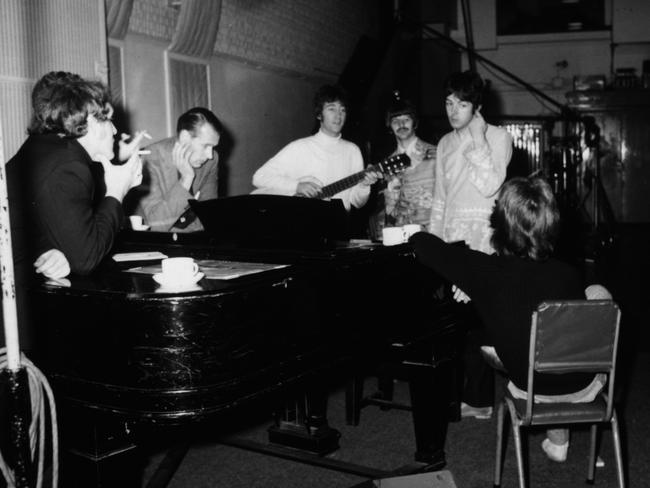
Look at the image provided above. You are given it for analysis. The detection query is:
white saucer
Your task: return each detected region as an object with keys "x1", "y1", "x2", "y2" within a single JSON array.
[
  {"x1": 132, "y1": 224, "x2": 150, "y2": 231},
  {"x1": 153, "y1": 271, "x2": 204, "y2": 288}
]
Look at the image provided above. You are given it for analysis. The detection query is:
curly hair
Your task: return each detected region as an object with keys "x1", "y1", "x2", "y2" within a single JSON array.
[
  {"x1": 444, "y1": 70, "x2": 484, "y2": 108},
  {"x1": 28, "y1": 74, "x2": 112, "y2": 137},
  {"x1": 489, "y1": 177, "x2": 560, "y2": 261}
]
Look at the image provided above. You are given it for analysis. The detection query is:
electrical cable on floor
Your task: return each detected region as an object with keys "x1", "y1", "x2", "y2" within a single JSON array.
[{"x1": 0, "y1": 348, "x2": 58, "y2": 488}]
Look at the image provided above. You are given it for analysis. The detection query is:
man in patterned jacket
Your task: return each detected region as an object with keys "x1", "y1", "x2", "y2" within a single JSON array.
[{"x1": 430, "y1": 70, "x2": 513, "y2": 420}]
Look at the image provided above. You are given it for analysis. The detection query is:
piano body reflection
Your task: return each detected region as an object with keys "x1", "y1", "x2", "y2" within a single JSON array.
[{"x1": 30, "y1": 197, "x2": 462, "y2": 486}]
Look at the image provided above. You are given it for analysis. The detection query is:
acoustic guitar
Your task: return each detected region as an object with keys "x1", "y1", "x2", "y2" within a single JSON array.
[{"x1": 315, "y1": 153, "x2": 411, "y2": 199}]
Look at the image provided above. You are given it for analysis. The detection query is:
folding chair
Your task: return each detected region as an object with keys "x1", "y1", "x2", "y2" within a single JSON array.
[{"x1": 494, "y1": 300, "x2": 624, "y2": 488}]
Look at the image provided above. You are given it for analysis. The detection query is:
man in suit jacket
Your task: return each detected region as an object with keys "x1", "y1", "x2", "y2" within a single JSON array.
[
  {"x1": 130, "y1": 107, "x2": 221, "y2": 232},
  {"x1": 8, "y1": 74, "x2": 143, "y2": 277},
  {"x1": 6, "y1": 73, "x2": 144, "y2": 351}
]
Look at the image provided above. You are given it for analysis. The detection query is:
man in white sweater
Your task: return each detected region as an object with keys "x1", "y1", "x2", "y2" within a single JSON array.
[{"x1": 252, "y1": 85, "x2": 380, "y2": 211}]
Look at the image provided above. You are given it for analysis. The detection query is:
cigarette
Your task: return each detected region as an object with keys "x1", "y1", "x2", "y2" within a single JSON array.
[
  {"x1": 143, "y1": 132, "x2": 153, "y2": 139},
  {"x1": 138, "y1": 150, "x2": 151, "y2": 155}
]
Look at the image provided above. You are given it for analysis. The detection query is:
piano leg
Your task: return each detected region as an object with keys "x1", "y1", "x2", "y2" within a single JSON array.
[
  {"x1": 408, "y1": 358, "x2": 453, "y2": 469},
  {"x1": 345, "y1": 375, "x2": 364, "y2": 426},
  {"x1": 58, "y1": 406, "x2": 142, "y2": 487},
  {"x1": 268, "y1": 385, "x2": 341, "y2": 455}
]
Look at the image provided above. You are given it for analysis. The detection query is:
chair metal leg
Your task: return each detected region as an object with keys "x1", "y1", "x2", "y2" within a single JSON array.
[
  {"x1": 587, "y1": 424, "x2": 598, "y2": 483},
  {"x1": 511, "y1": 422, "x2": 527, "y2": 488},
  {"x1": 611, "y1": 410, "x2": 626, "y2": 488},
  {"x1": 494, "y1": 401, "x2": 506, "y2": 487}
]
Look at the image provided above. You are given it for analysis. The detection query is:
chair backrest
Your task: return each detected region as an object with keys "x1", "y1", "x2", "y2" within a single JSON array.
[{"x1": 524, "y1": 300, "x2": 621, "y2": 421}]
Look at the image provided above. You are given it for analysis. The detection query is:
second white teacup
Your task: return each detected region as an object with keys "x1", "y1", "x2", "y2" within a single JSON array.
[
  {"x1": 161, "y1": 257, "x2": 199, "y2": 282},
  {"x1": 403, "y1": 224, "x2": 423, "y2": 238},
  {"x1": 382, "y1": 226, "x2": 407, "y2": 246},
  {"x1": 129, "y1": 215, "x2": 144, "y2": 229}
]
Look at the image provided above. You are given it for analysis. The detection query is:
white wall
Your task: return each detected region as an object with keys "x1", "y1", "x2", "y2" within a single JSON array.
[
  {"x1": 455, "y1": 0, "x2": 650, "y2": 116},
  {"x1": 122, "y1": 34, "x2": 169, "y2": 141},
  {"x1": 121, "y1": 0, "x2": 374, "y2": 197},
  {"x1": 209, "y1": 56, "x2": 320, "y2": 195},
  {"x1": 477, "y1": 32, "x2": 613, "y2": 116},
  {"x1": 120, "y1": 33, "x2": 323, "y2": 197}
]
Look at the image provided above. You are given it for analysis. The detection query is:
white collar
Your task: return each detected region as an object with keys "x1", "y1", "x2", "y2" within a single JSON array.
[{"x1": 315, "y1": 129, "x2": 342, "y2": 145}]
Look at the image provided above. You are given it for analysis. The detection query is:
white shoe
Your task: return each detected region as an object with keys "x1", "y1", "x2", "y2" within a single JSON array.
[
  {"x1": 460, "y1": 402, "x2": 493, "y2": 419},
  {"x1": 542, "y1": 438, "x2": 568, "y2": 462}
]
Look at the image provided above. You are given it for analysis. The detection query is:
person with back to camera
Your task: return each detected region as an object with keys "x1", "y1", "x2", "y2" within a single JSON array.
[
  {"x1": 19, "y1": 71, "x2": 150, "y2": 278},
  {"x1": 7, "y1": 74, "x2": 144, "y2": 276},
  {"x1": 6, "y1": 72, "x2": 144, "y2": 351},
  {"x1": 411, "y1": 176, "x2": 607, "y2": 462}
]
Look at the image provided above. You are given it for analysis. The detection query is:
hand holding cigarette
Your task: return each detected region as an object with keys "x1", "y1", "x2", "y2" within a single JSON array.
[{"x1": 118, "y1": 130, "x2": 152, "y2": 162}]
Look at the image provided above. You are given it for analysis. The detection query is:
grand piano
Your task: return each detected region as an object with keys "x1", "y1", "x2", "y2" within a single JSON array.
[{"x1": 28, "y1": 196, "x2": 463, "y2": 487}]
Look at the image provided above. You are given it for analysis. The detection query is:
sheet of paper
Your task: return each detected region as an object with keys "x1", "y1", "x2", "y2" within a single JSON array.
[
  {"x1": 126, "y1": 259, "x2": 289, "y2": 280},
  {"x1": 112, "y1": 251, "x2": 168, "y2": 262},
  {"x1": 344, "y1": 239, "x2": 381, "y2": 248}
]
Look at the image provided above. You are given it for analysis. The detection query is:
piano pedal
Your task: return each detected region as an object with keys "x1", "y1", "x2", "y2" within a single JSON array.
[{"x1": 268, "y1": 423, "x2": 341, "y2": 456}]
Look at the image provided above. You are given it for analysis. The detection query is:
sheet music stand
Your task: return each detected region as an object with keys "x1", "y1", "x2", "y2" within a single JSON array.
[{"x1": 190, "y1": 194, "x2": 350, "y2": 249}]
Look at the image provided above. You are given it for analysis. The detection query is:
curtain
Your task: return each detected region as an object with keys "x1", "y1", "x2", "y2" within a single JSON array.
[
  {"x1": 169, "y1": 58, "x2": 209, "y2": 122},
  {"x1": 169, "y1": 0, "x2": 222, "y2": 58},
  {"x1": 105, "y1": 0, "x2": 134, "y2": 40},
  {"x1": 108, "y1": 44, "x2": 123, "y2": 106}
]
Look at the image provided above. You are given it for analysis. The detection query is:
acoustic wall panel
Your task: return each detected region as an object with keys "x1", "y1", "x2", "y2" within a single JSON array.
[
  {"x1": 0, "y1": 79, "x2": 31, "y2": 160},
  {"x1": 0, "y1": 0, "x2": 104, "y2": 161},
  {"x1": 0, "y1": 0, "x2": 102, "y2": 79}
]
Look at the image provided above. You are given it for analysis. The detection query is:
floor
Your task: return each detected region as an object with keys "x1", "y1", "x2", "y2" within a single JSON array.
[
  {"x1": 135, "y1": 351, "x2": 648, "y2": 487},
  {"x1": 132, "y1": 223, "x2": 650, "y2": 488}
]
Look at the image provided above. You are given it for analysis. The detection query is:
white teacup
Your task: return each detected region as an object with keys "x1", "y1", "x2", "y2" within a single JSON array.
[
  {"x1": 382, "y1": 226, "x2": 407, "y2": 246},
  {"x1": 129, "y1": 215, "x2": 144, "y2": 229},
  {"x1": 403, "y1": 224, "x2": 423, "y2": 238},
  {"x1": 161, "y1": 257, "x2": 199, "y2": 282}
]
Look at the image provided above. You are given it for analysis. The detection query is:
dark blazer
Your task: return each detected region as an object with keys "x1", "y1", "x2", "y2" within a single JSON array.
[
  {"x1": 410, "y1": 231, "x2": 590, "y2": 396},
  {"x1": 7, "y1": 134, "x2": 123, "y2": 276}
]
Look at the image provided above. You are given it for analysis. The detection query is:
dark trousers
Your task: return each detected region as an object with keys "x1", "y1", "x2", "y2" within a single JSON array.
[{"x1": 460, "y1": 305, "x2": 494, "y2": 408}]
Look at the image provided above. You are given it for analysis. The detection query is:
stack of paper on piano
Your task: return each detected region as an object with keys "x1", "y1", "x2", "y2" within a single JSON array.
[
  {"x1": 127, "y1": 259, "x2": 289, "y2": 280},
  {"x1": 113, "y1": 251, "x2": 169, "y2": 262}
]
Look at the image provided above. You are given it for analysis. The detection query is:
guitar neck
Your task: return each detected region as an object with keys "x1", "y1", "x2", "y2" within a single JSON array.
[{"x1": 318, "y1": 168, "x2": 370, "y2": 200}]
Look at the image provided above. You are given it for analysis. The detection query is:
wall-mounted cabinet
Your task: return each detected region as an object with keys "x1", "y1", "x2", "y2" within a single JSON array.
[
  {"x1": 613, "y1": 0, "x2": 650, "y2": 43},
  {"x1": 497, "y1": 0, "x2": 608, "y2": 36}
]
